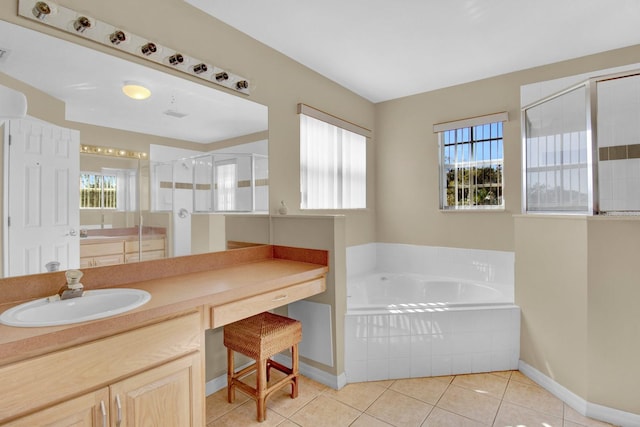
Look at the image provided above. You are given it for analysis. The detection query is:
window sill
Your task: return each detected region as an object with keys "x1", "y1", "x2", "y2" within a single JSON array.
[{"x1": 439, "y1": 207, "x2": 506, "y2": 213}]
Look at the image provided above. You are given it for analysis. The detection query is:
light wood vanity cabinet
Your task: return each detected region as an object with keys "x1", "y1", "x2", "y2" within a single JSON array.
[
  {"x1": 80, "y1": 236, "x2": 166, "y2": 267},
  {"x1": 80, "y1": 241, "x2": 125, "y2": 268},
  {"x1": 2, "y1": 388, "x2": 109, "y2": 427},
  {"x1": 110, "y1": 354, "x2": 199, "y2": 427},
  {"x1": 124, "y1": 238, "x2": 166, "y2": 263},
  {"x1": 0, "y1": 246, "x2": 329, "y2": 426},
  {"x1": 0, "y1": 312, "x2": 203, "y2": 426}
]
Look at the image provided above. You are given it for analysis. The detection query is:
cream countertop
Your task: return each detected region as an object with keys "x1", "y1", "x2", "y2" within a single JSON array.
[{"x1": 0, "y1": 245, "x2": 328, "y2": 366}]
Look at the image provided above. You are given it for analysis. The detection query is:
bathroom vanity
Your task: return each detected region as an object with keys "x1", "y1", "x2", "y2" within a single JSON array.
[
  {"x1": 80, "y1": 228, "x2": 168, "y2": 268},
  {"x1": 0, "y1": 245, "x2": 328, "y2": 426}
]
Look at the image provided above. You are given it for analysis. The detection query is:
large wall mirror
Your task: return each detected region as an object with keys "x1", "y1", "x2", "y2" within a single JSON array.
[{"x1": 0, "y1": 19, "x2": 269, "y2": 278}]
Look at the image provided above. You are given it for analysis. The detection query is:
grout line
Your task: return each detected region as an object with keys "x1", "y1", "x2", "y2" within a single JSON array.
[{"x1": 208, "y1": 372, "x2": 614, "y2": 427}]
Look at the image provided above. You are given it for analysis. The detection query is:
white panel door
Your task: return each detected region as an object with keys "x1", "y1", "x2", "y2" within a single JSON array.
[{"x1": 5, "y1": 119, "x2": 80, "y2": 276}]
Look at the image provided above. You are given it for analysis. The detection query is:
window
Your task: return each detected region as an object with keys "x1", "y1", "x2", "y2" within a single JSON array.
[
  {"x1": 80, "y1": 172, "x2": 117, "y2": 209},
  {"x1": 215, "y1": 160, "x2": 237, "y2": 211},
  {"x1": 299, "y1": 104, "x2": 369, "y2": 209},
  {"x1": 436, "y1": 112, "x2": 507, "y2": 210},
  {"x1": 523, "y1": 85, "x2": 589, "y2": 213},
  {"x1": 80, "y1": 169, "x2": 137, "y2": 210}
]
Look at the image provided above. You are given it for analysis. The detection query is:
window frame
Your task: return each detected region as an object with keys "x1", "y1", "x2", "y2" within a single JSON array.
[{"x1": 435, "y1": 112, "x2": 508, "y2": 211}]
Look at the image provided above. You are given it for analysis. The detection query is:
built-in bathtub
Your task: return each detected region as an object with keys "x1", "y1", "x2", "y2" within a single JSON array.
[
  {"x1": 348, "y1": 273, "x2": 512, "y2": 310},
  {"x1": 344, "y1": 243, "x2": 520, "y2": 383}
]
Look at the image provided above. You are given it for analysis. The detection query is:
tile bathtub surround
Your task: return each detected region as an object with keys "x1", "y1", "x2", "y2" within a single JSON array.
[
  {"x1": 344, "y1": 307, "x2": 520, "y2": 382},
  {"x1": 206, "y1": 371, "x2": 617, "y2": 427}
]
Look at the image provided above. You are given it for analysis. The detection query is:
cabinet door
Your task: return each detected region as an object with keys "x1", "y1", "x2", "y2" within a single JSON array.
[
  {"x1": 4, "y1": 388, "x2": 109, "y2": 427},
  {"x1": 110, "y1": 353, "x2": 202, "y2": 427}
]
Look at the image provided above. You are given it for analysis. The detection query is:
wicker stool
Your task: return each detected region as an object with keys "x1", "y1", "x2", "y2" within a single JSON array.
[{"x1": 223, "y1": 312, "x2": 302, "y2": 422}]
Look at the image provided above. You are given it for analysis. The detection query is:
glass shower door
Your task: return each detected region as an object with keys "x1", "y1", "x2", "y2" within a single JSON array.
[{"x1": 522, "y1": 84, "x2": 591, "y2": 213}]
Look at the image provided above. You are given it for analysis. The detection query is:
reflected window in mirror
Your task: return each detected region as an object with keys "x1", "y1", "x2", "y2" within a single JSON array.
[
  {"x1": 215, "y1": 160, "x2": 237, "y2": 211},
  {"x1": 80, "y1": 168, "x2": 138, "y2": 211}
]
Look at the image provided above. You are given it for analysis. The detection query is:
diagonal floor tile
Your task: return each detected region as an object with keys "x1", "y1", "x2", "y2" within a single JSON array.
[
  {"x1": 207, "y1": 400, "x2": 284, "y2": 427},
  {"x1": 266, "y1": 376, "x2": 327, "y2": 418},
  {"x1": 276, "y1": 421, "x2": 302, "y2": 427},
  {"x1": 563, "y1": 404, "x2": 617, "y2": 427},
  {"x1": 508, "y1": 371, "x2": 537, "y2": 387},
  {"x1": 490, "y1": 371, "x2": 513, "y2": 380},
  {"x1": 493, "y1": 401, "x2": 563, "y2": 427},
  {"x1": 351, "y1": 413, "x2": 395, "y2": 427},
  {"x1": 451, "y1": 373, "x2": 509, "y2": 400},
  {"x1": 324, "y1": 381, "x2": 388, "y2": 411},
  {"x1": 390, "y1": 376, "x2": 451, "y2": 405},
  {"x1": 365, "y1": 389, "x2": 434, "y2": 427},
  {"x1": 206, "y1": 388, "x2": 250, "y2": 422},
  {"x1": 437, "y1": 385, "x2": 501, "y2": 425},
  {"x1": 422, "y1": 407, "x2": 488, "y2": 426},
  {"x1": 288, "y1": 395, "x2": 361, "y2": 427},
  {"x1": 502, "y1": 380, "x2": 564, "y2": 418}
]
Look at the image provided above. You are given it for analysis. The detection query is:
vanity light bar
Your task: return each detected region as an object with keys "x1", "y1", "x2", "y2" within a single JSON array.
[
  {"x1": 18, "y1": 0, "x2": 251, "y2": 95},
  {"x1": 80, "y1": 144, "x2": 147, "y2": 159}
]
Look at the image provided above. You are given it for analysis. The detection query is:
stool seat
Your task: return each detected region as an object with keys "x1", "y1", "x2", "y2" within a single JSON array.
[{"x1": 223, "y1": 312, "x2": 302, "y2": 422}]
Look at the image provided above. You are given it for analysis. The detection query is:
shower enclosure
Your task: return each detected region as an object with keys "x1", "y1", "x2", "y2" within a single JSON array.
[
  {"x1": 151, "y1": 152, "x2": 268, "y2": 256},
  {"x1": 522, "y1": 69, "x2": 640, "y2": 214}
]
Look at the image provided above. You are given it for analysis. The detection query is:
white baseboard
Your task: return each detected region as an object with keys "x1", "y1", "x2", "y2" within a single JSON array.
[
  {"x1": 205, "y1": 361, "x2": 254, "y2": 396},
  {"x1": 518, "y1": 360, "x2": 640, "y2": 427},
  {"x1": 274, "y1": 354, "x2": 346, "y2": 390},
  {"x1": 206, "y1": 357, "x2": 345, "y2": 397},
  {"x1": 205, "y1": 374, "x2": 227, "y2": 396}
]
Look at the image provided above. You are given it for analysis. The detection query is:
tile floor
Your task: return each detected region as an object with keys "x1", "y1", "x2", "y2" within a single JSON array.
[{"x1": 206, "y1": 370, "x2": 616, "y2": 427}]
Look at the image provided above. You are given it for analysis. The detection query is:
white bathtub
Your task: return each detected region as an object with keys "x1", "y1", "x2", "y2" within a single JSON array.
[
  {"x1": 347, "y1": 273, "x2": 512, "y2": 312},
  {"x1": 344, "y1": 268, "x2": 520, "y2": 383}
]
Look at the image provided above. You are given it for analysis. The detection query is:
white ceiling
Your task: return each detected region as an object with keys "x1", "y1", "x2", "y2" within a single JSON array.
[
  {"x1": 0, "y1": 20, "x2": 267, "y2": 144},
  {"x1": 185, "y1": 0, "x2": 640, "y2": 103}
]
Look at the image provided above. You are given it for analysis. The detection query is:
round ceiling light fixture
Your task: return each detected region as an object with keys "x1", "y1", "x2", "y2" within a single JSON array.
[{"x1": 122, "y1": 82, "x2": 151, "y2": 100}]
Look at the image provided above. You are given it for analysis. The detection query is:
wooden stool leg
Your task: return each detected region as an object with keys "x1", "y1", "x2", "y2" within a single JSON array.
[
  {"x1": 291, "y1": 343, "x2": 299, "y2": 398},
  {"x1": 227, "y1": 348, "x2": 235, "y2": 403},
  {"x1": 256, "y1": 358, "x2": 268, "y2": 422}
]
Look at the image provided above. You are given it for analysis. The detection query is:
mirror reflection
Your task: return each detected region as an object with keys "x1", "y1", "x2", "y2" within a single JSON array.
[{"x1": 0, "y1": 20, "x2": 269, "y2": 278}]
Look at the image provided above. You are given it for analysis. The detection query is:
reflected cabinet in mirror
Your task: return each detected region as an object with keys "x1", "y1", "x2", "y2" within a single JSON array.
[{"x1": 0, "y1": 19, "x2": 269, "y2": 278}]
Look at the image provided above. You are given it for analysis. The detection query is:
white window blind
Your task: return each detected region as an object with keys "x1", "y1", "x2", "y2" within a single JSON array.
[
  {"x1": 215, "y1": 161, "x2": 236, "y2": 211},
  {"x1": 299, "y1": 105, "x2": 368, "y2": 209}
]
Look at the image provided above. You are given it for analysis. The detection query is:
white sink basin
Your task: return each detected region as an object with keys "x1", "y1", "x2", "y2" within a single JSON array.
[{"x1": 0, "y1": 289, "x2": 151, "y2": 327}]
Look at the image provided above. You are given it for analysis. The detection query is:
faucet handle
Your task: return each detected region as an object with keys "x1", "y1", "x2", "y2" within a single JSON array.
[{"x1": 65, "y1": 269, "x2": 84, "y2": 287}]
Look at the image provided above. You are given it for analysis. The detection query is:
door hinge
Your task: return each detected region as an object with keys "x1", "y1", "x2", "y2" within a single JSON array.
[
  {"x1": 7, "y1": 216, "x2": 10, "y2": 227},
  {"x1": 8, "y1": 134, "x2": 11, "y2": 146}
]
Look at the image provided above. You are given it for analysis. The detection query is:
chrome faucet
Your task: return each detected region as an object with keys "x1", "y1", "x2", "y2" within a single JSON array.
[{"x1": 58, "y1": 269, "x2": 85, "y2": 300}]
